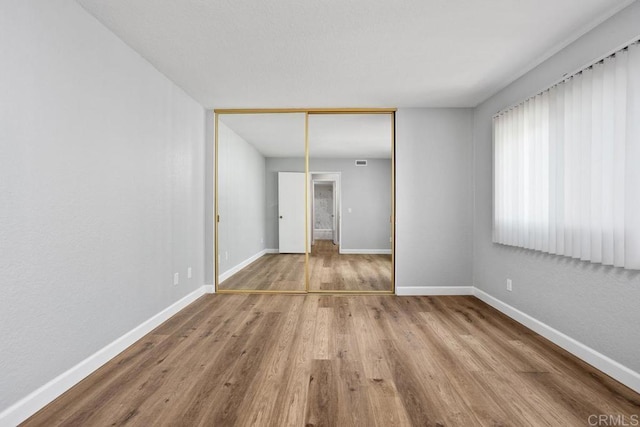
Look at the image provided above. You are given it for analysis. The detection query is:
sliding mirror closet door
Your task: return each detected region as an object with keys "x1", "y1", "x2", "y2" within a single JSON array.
[
  {"x1": 307, "y1": 113, "x2": 394, "y2": 292},
  {"x1": 217, "y1": 113, "x2": 306, "y2": 292}
]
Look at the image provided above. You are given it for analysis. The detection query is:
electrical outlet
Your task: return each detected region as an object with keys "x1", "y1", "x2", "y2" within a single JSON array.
[
  {"x1": 506, "y1": 278, "x2": 512, "y2": 291},
  {"x1": 225, "y1": 251, "x2": 228, "y2": 261},
  {"x1": 187, "y1": 267, "x2": 192, "y2": 279},
  {"x1": 174, "y1": 273, "x2": 179, "y2": 286}
]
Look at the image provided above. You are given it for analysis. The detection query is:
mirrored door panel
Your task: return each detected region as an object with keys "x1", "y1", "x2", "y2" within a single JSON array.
[
  {"x1": 307, "y1": 113, "x2": 393, "y2": 292},
  {"x1": 217, "y1": 113, "x2": 306, "y2": 292}
]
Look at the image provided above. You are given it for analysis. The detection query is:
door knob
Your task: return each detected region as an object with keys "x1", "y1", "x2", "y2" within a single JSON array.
[{"x1": 279, "y1": 216, "x2": 283, "y2": 219}]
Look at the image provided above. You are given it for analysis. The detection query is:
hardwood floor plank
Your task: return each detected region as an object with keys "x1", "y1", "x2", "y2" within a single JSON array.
[
  {"x1": 380, "y1": 338, "x2": 448, "y2": 426},
  {"x1": 80, "y1": 296, "x2": 252, "y2": 426},
  {"x1": 440, "y1": 370, "x2": 512, "y2": 427},
  {"x1": 419, "y1": 311, "x2": 487, "y2": 373},
  {"x1": 305, "y1": 359, "x2": 339, "y2": 427},
  {"x1": 221, "y1": 240, "x2": 392, "y2": 292},
  {"x1": 177, "y1": 309, "x2": 275, "y2": 425},
  {"x1": 30, "y1": 295, "x2": 224, "y2": 425},
  {"x1": 121, "y1": 296, "x2": 251, "y2": 426},
  {"x1": 335, "y1": 359, "x2": 377, "y2": 427},
  {"x1": 312, "y1": 307, "x2": 332, "y2": 360},
  {"x1": 220, "y1": 254, "x2": 306, "y2": 291},
  {"x1": 472, "y1": 371, "x2": 550, "y2": 427},
  {"x1": 21, "y1": 334, "x2": 168, "y2": 426},
  {"x1": 234, "y1": 297, "x2": 306, "y2": 426},
  {"x1": 22, "y1": 295, "x2": 640, "y2": 427},
  {"x1": 267, "y1": 296, "x2": 316, "y2": 427},
  {"x1": 202, "y1": 312, "x2": 283, "y2": 426}
]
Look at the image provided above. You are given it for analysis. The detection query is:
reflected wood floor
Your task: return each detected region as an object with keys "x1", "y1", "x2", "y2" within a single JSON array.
[
  {"x1": 220, "y1": 253, "x2": 306, "y2": 291},
  {"x1": 220, "y1": 240, "x2": 392, "y2": 292},
  {"x1": 24, "y1": 295, "x2": 639, "y2": 426},
  {"x1": 309, "y1": 240, "x2": 391, "y2": 291}
]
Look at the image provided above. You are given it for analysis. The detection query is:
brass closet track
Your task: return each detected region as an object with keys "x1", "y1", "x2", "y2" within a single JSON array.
[{"x1": 214, "y1": 108, "x2": 396, "y2": 295}]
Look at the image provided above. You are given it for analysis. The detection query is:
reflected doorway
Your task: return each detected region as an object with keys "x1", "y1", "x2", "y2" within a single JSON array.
[{"x1": 311, "y1": 173, "x2": 339, "y2": 247}]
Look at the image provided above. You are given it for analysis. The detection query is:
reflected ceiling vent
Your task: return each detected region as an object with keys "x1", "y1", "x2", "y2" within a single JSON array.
[{"x1": 355, "y1": 160, "x2": 368, "y2": 167}]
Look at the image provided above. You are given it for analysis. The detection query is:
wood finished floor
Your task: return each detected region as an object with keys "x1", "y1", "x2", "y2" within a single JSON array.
[
  {"x1": 23, "y1": 295, "x2": 639, "y2": 426},
  {"x1": 309, "y1": 240, "x2": 391, "y2": 291},
  {"x1": 219, "y1": 240, "x2": 392, "y2": 292},
  {"x1": 219, "y1": 253, "x2": 306, "y2": 291}
]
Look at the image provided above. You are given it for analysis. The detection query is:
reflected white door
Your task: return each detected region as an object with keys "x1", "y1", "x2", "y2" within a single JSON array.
[{"x1": 278, "y1": 172, "x2": 305, "y2": 253}]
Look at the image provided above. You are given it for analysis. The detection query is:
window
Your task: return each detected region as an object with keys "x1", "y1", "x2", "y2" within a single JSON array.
[{"x1": 493, "y1": 41, "x2": 640, "y2": 269}]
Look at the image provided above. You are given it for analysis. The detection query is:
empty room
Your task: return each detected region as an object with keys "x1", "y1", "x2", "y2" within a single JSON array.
[{"x1": 1, "y1": 0, "x2": 639, "y2": 426}]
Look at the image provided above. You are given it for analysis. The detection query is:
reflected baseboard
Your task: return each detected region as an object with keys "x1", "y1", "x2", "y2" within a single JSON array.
[
  {"x1": 339, "y1": 249, "x2": 392, "y2": 255},
  {"x1": 219, "y1": 249, "x2": 273, "y2": 283}
]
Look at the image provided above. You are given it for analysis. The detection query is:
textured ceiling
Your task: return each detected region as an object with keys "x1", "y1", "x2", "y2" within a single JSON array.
[{"x1": 75, "y1": 0, "x2": 634, "y2": 108}]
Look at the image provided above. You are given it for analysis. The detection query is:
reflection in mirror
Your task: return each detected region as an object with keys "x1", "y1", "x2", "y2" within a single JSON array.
[
  {"x1": 217, "y1": 113, "x2": 306, "y2": 291},
  {"x1": 308, "y1": 114, "x2": 393, "y2": 292}
]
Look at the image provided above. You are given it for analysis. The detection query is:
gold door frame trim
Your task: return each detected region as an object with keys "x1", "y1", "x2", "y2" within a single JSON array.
[
  {"x1": 215, "y1": 108, "x2": 396, "y2": 114},
  {"x1": 214, "y1": 113, "x2": 219, "y2": 294},
  {"x1": 391, "y1": 111, "x2": 396, "y2": 295},
  {"x1": 304, "y1": 112, "x2": 310, "y2": 293},
  {"x1": 214, "y1": 108, "x2": 396, "y2": 295}
]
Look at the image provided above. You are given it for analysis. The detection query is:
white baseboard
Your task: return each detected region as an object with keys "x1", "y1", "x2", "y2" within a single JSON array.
[
  {"x1": 339, "y1": 249, "x2": 392, "y2": 255},
  {"x1": 203, "y1": 284, "x2": 215, "y2": 294},
  {"x1": 265, "y1": 248, "x2": 278, "y2": 254},
  {"x1": 473, "y1": 288, "x2": 640, "y2": 394},
  {"x1": 219, "y1": 249, "x2": 269, "y2": 283},
  {"x1": 0, "y1": 285, "x2": 208, "y2": 427},
  {"x1": 396, "y1": 286, "x2": 474, "y2": 296}
]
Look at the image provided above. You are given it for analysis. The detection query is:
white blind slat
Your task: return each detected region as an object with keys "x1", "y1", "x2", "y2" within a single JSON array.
[{"x1": 493, "y1": 42, "x2": 639, "y2": 270}]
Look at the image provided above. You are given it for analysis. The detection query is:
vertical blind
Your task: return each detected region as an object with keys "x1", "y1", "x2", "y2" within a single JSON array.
[{"x1": 493, "y1": 41, "x2": 640, "y2": 269}]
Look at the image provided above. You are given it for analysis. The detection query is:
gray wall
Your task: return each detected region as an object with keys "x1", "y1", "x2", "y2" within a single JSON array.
[
  {"x1": 217, "y1": 121, "x2": 266, "y2": 276},
  {"x1": 265, "y1": 158, "x2": 392, "y2": 251},
  {"x1": 0, "y1": 0, "x2": 205, "y2": 413},
  {"x1": 205, "y1": 110, "x2": 215, "y2": 285},
  {"x1": 395, "y1": 109, "x2": 474, "y2": 289},
  {"x1": 473, "y1": 1, "x2": 640, "y2": 372}
]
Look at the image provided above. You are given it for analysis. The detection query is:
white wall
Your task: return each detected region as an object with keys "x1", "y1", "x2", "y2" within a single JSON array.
[
  {"x1": 473, "y1": 1, "x2": 640, "y2": 373},
  {"x1": 217, "y1": 121, "x2": 266, "y2": 277},
  {"x1": 0, "y1": 0, "x2": 205, "y2": 415},
  {"x1": 395, "y1": 109, "x2": 474, "y2": 292},
  {"x1": 265, "y1": 158, "x2": 392, "y2": 252}
]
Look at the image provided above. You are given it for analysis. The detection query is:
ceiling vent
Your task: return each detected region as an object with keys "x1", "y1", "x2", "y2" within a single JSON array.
[{"x1": 355, "y1": 160, "x2": 368, "y2": 167}]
